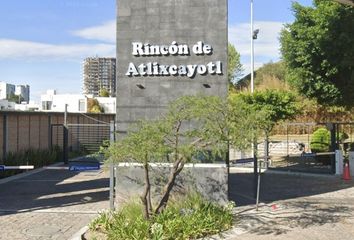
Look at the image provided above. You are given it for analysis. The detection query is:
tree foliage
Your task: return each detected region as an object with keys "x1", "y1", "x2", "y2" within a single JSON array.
[
  {"x1": 7, "y1": 93, "x2": 24, "y2": 104},
  {"x1": 232, "y1": 90, "x2": 299, "y2": 132},
  {"x1": 254, "y1": 61, "x2": 288, "y2": 90},
  {"x1": 87, "y1": 98, "x2": 104, "y2": 113},
  {"x1": 280, "y1": 0, "x2": 354, "y2": 106},
  {"x1": 228, "y1": 43, "x2": 243, "y2": 87},
  {"x1": 107, "y1": 95, "x2": 266, "y2": 218},
  {"x1": 99, "y1": 88, "x2": 110, "y2": 97}
]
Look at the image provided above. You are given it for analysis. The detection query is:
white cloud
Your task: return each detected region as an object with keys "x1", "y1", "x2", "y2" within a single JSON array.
[
  {"x1": 229, "y1": 21, "x2": 285, "y2": 59},
  {"x1": 0, "y1": 39, "x2": 115, "y2": 60},
  {"x1": 72, "y1": 20, "x2": 116, "y2": 43}
]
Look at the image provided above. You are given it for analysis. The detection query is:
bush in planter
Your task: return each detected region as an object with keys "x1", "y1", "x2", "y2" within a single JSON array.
[
  {"x1": 310, "y1": 128, "x2": 348, "y2": 165},
  {"x1": 88, "y1": 193, "x2": 234, "y2": 240}
]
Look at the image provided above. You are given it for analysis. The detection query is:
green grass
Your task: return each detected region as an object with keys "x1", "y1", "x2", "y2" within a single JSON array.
[
  {"x1": 0, "y1": 146, "x2": 63, "y2": 179},
  {"x1": 89, "y1": 193, "x2": 235, "y2": 240}
]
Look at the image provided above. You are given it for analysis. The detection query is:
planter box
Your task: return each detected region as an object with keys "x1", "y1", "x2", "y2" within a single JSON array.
[{"x1": 114, "y1": 163, "x2": 228, "y2": 205}]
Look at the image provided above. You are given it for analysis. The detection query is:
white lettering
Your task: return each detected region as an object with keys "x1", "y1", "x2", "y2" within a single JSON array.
[
  {"x1": 178, "y1": 65, "x2": 187, "y2": 76},
  {"x1": 192, "y1": 41, "x2": 203, "y2": 55},
  {"x1": 169, "y1": 41, "x2": 178, "y2": 55},
  {"x1": 215, "y1": 61, "x2": 222, "y2": 75},
  {"x1": 197, "y1": 65, "x2": 207, "y2": 75},
  {"x1": 178, "y1": 44, "x2": 189, "y2": 55},
  {"x1": 132, "y1": 42, "x2": 144, "y2": 56},
  {"x1": 126, "y1": 61, "x2": 223, "y2": 78},
  {"x1": 207, "y1": 62, "x2": 216, "y2": 74},
  {"x1": 187, "y1": 65, "x2": 198, "y2": 78},
  {"x1": 160, "y1": 46, "x2": 169, "y2": 55},
  {"x1": 170, "y1": 65, "x2": 178, "y2": 75},
  {"x1": 126, "y1": 63, "x2": 139, "y2": 76},
  {"x1": 203, "y1": 44, "x2": 213, "y2": 55}
]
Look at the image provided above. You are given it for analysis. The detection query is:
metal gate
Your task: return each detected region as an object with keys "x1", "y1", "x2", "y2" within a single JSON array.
[
  {"x1": 266, "y1": 122, "x2": 341, "y2": 174},
  {"x1": 50, "y1": 121, "x2": 114, "y2": 164}
]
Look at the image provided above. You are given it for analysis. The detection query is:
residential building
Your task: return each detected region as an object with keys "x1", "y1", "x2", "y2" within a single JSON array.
[
  {"x1": 0, "y1": 99, "x2": 15, "y2": 110},
  {"x1": 41, "y1": 90, "x2": 87, "y2": 113},
  {"x1": 15, "y1": 85, "x2": 30, "y2": 103},
  {"x1": 0, "y1": 82, "x2": 15, "y2": 100},
  {"x1": 40, "y1": 90, "x2": 116, "y2": 113},
  {"x1": 83, "y1": 57, "x2": 116, "y2": 97},
  {"x1": 0, "y1": 82, "x2": 30, "y2": 103}
]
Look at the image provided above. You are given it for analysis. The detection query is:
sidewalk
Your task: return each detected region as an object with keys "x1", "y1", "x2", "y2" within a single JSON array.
[{"x1": 0, "y1": 163, "x2": 109, "y2": 240}]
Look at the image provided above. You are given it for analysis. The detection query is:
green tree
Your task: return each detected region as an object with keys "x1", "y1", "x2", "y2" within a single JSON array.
[
  {"x1": 99, "y1": 88, "x2": 110, "y2": 97},
  {"x1": 280, "y1": 0, "x2": 354, "y2": 106},
  {"x1": 228, "y1": 43, "x2": 243, "y2": 88},
  {"x1": 107, "y1": 95, "x2": 266, "y2": 218},
  {"x1": 234, "y1": 90, "x2": 299, "y2": 130},
  {"x1": 7, "y1": 93, "x2": 24, "y2": 104},
  {"x1": 232, "y1": 90, "x2": 299, "y2": 152}
]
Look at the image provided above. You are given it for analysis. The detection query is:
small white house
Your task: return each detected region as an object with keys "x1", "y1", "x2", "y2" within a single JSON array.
[
  {"x1": 0, "y1": 99, "x2": 15, "y2": 110},
  {"x1": 14, "y1": 101, "x2": 40, "y2": 111},
  {"x1": 40, "y1": 90, "x2": 116, "y2": 113}
]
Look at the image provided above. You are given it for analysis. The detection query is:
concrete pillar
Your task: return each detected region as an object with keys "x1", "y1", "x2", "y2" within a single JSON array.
[{"x1": 335, "y1": 150, "x2": 344, "y2": 175}]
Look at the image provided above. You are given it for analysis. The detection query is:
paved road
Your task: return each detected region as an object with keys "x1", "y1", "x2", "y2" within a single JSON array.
[
  {"x1": 2, "y1": 165, "x2": 354, "y2": 240},
  {"x1": 0, "y1": 165, "x2": 109, "y2": 240},
  {"x1": 226, "y1": 168, "x2": 354, "y2": 240}
]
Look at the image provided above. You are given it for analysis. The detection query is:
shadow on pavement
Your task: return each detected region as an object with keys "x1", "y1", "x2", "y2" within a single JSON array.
[
  {"x1": 229, "y1": 171, "x2": 354, "y2": 207},
  {"x1": 0, "y1": 163, "x2": 109, "y2": 216},
  {"x1": 236, "y1": 201, "x2": 352, "y2": 236}
]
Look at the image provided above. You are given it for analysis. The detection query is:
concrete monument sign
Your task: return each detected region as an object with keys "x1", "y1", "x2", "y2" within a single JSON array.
[{"x1": 116, "y1": 0, "x2": 228, "y2": 133}]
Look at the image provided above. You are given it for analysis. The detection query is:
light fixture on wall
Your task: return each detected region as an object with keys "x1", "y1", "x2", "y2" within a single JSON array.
[{"x1": 136, "y1": 84, "x2": 145, "y2": 89}]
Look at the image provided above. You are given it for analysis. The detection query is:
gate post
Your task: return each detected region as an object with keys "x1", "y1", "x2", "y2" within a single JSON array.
[
  {"x1": 335, "y1": 150, "x2": 344, "y2": 175},
  {"x1": 328, "y1": 123, "x2": 337, "y2": 174},
  {"x1": 63, "y1": 105, "x2": 69, "y2": 164},
  {"x1": 109, "y1": 120, "x2": 116, "y2": 210}
]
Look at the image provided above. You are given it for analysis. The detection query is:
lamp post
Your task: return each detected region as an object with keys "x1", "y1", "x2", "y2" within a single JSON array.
[
  {"x1": 250, "y1": 0, "x2": 254, "y2": 93},
  {"x1": 250, "y1": 0, "x2": 261, "y2": 210}
]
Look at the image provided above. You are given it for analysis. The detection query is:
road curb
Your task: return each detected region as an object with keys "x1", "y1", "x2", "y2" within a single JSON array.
[{"x1": 68, "y1": 226, "x2": 89, "y2": 240}]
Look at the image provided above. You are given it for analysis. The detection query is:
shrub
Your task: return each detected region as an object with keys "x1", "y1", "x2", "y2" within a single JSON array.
[
  {"x1": 310, "y1": 128, "x2": 331, "y2": 153},
  {"x1": 89, "y1": 194, "x2": 234, "y2": 240},
  {"x1": 0, "y1": 146, "x2": 63, "y2": 179},
  {"x1": 310, "y1": 128, "x2": 349, "y2": 153}
]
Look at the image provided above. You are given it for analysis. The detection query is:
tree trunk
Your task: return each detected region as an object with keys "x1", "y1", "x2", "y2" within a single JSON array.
[
  {"x1": 155, "y1": 159, "x2": 184, "y2": 214},
  {"x1": 140, "y1": 162, "x2": 151, "y2": 219}
]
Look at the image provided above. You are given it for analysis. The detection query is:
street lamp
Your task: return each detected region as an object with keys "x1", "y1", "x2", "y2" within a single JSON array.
[
  {"x1": 251, "y1": 0, "x2": 254, "y2": 93},
  {"x1": 250, "y1": 1, "x2": 260, "y2": 93},
  {"x1": 250, "y1": 0, "x2": 262, "y2": 211}
]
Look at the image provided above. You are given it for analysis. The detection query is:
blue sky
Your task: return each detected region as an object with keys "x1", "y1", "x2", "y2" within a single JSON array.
[{"x1": 0, "y1": 0, "x2": 313, "y2": 101}]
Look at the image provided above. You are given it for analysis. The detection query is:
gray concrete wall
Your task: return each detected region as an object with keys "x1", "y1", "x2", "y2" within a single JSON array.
[
  {"x1": 114, "y1": 163, "x2": 228, "y2": 205},
  {"x1": 116, "y1": 0, "x2": 228, "y2": 133}
]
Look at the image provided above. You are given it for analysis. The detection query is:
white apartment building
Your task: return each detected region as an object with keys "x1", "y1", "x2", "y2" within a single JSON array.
[
  {"x1": 15, "y1": 85, "x2": 30, "y2": 103},
  {"x1": 0, "y1": 82, "x2": 30, "y2": 103},
  {"x1": 0, "y1": 82, "x2": 15, "y2": 100},
  {"x1": 40, "y1": 90, "x2": 116, "y2": 113}
]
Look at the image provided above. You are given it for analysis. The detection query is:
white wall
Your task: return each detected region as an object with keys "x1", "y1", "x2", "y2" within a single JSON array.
[
  {"x1": 50, "y1": 94, "x2": 87, "y2": 112},
  {"x1": 96, "y1": 97, "x2": 116, "y2": 114},
  {"x1": 0, "y1": 99, "x2": 15, "y2": 110}
]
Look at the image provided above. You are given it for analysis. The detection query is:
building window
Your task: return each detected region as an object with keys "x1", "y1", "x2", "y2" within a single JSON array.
[
  {"x1": 79, "y1": 99, "x2": 86, "y2": 112},
  {"x1": 42, "y1": 101, "x2": 52, "y2": 110}
]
